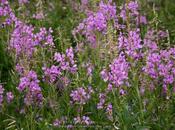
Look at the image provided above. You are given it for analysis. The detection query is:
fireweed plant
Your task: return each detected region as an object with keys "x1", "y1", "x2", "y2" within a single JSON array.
[{"x1": 0, "y1": 0, "x2": 175, "y2": 130}]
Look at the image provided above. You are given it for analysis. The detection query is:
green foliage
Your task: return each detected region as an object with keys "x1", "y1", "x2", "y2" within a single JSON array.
[{"x1": 1, "y1": 0, "x2": 175, "y2": 130}]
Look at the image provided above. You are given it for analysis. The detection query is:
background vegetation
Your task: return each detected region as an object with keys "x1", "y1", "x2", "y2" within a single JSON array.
[{"x1": 1, "y1": 0, "x2": 175, "y2": 130}]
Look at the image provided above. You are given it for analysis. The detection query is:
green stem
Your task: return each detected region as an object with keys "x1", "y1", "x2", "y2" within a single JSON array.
[{"x1": 134, "y1": 70, "x2": 144, "y2": 125}]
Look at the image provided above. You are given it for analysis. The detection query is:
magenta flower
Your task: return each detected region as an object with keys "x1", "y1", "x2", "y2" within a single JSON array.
[
  {"x1": 18, "y1": 71, "x2": 43, "y2": 106},
  {"x1": 74, "y1": 116, "x2": 93, "y2": 125},
  {"x1": 70, "y1": 87, "x2": 93, "y2": 105},
  {"x1": 0, "y1": 85, "x2": 4, "y2": 106},
  {"x1": 6, "y1": 92, "x2": 14, "y2": 103}
]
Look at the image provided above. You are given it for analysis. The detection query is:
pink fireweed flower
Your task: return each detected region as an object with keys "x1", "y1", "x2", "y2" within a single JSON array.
[
  {"x1": 33, "y1": 12, "x2": 45, "y2": 20},
  {"x1": 106, "y1": 103, "x2": 113, "y2": 120},
  {"x1": 53, "y1": 117, "x2": 67, "y2": 127},
  {"x1": 144, "y1": 47, "x2": 175, "y2": 92},
  {"x1": 53, "y1": 119, "x2": 61, "y2": 127},
  {"x1": 54, "y1": 52, "x2": 64, "y2": 63},
  {"x1": 6, "y1": 92, "x2": 14, "y2": 103},
  {"x1": 83, "y1": 61, "x2": 94, "y2": 77},
  {"x1": 100, "y1": 53, "x2": 129, "y2": 96},
  {"x1": 119, "y1": 89, "x2": 126, "y2": 95},
  {"x1": 97, "y1": 93, "x2": 106, "y2": 109},
  {"x1": 73, "y1": 0, "x2": 117, "y2": 45},
  {"x1": 18, "y1": 71, "x2": 43, "y2": 106},
  {"x1": 0, "y1": 85, "x2": 4, "y2": 106},
  {"x1": 137, "y1": 15, "x2": 147, "y2": 25},
  {"x1": 10, "y1": 22, "x2": 54, "y2": 58},
  {"x1": 0, "y1": 85, "x2": 4, "y2": 95},
  {"x1": 74, "y1": 116, "x2": 81, "y2": 124},
  {"x1": 108, "y1": 54, "x2": 129, "y2": 87},
  {"x1": 54, "y1": 47, "x2": 77, "y2": 73},
  {"x1": 18, "y1": 0, "x2": 29, "y2": 4},
  {"x1": 74, "y1": 116, "x2": 93, "y2": 125},
  {"x1": 43, "y1": 47, "x2": 77, "y2": 85},
  {"x1": 127, "y1": 1, "x2": 139, "y2": 15},
  {"x1": 100, "y1": 69, "x2": 108, "y2": 82},
  {"x1": 42, "y1": 65, "x2": 61, "y2": 83},
  {"x1": 70, "y1": 87, "x2": 93, "y2": 105},
  {"x1": 118, "y1": 29, "x2": 143, "y2": 60}
]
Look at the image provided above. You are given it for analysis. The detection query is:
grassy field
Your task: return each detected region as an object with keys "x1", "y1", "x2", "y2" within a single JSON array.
[{"x1": 0, "y1": 0, "x2": 175, "y2": 130}]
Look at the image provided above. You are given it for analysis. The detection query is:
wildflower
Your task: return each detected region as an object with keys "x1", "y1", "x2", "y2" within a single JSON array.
[
  {"x1": 107, "y1": 84, "x2": 113, "y2": 91},
  {"x1": 100, "y1": 69, "x2": 108, "y2": 82},
  {"x1": 74, "y1": 116, "x2": 93, "y2": 125},
  {"x1": 106, "y1": 103, "x2": 113, "y2": 120},
  {"x1": 119, "y1": 89, "x2": 126, "y2": 95},
  {"x1": 54, "y1": 47, "x2": 77, "y2": 73},
  {"x1": 97, "y1": 93, "x2": 106, "y2": 109},
  {"x1": 18, "y1": 0, "x2": 29, "y2": 4},
  {"x1": 99, "y1": 0, "x2": 117, "y2": 19},
  {"x1": 81, "y1": 0, "x2": 88, "y2": 6},
  {"x1": 74, "y1": 116, "x2": 81, "y2": 124},
  {"x1": 84, "y1": 61, "x2": 94, "y2": 77},
  {"x1": 53, "y1": 119, "x2": 61, "y2": 127},
  {"x1": 73, "y1": 0, "x2": 117, "y2": 45},
  {"x1": 18, "y1": 71, "x2": 43, "y2": 106},
  {"x1": 144, "y1": 48, "x2": 175, "y2": 92},
  {"x1": 137, "y1": 15, "x2": 147, "y2": 25},
  {"x1": 82, "y1": 116, "x2": 93, "y2": 125},
  {"x1": 0, "y1": 85, "x2": 4, "y2": 106},
  {"x1": 54, "y1": 52, "x2": 64, "y2": 63},
  {"x1": 120, "y1": 1, "x2": 139, "y2": 21},
  {"x1": 33, "y1": 12, "x2": 45, "y2": 20},
  {"x1": 15, "y1": 64, "x2": 24, "y2": 75},
  {"x1": 0, "y1": 85, "x2": 4, "y2": 95},
  {"x1": 6, "y1": 92, "x2": 14, "y2": 103},
  {"x1": 108, "y1": 54, "x2": 129, "y2": 87},
  {"x1": 42, "y1": 65, "x2": 61, "y2": 83},
  {"x1": 118, "y1": 29, "x2": 143, "y2": 60},
  {"x1": 127, "y1": 1, "x2": 139, "y2": 15},
  {"x1": 70, "y1": 87, "x2": 93, "y2": 105}
]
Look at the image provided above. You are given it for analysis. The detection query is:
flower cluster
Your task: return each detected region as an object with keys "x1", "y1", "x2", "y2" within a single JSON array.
[
  {"x1": 82, "y1": 61, "x2": 94, "y2": 77},
  {"x1": 1, "y1": 1, "x2": 55, "y2": 107},
  {"x1": 73, "y1": 0, "x2": 117, "y2": 45},
  {"x1": 74, "y1": 116, "x2": 93, "y2": 125},
  {"x1": 143, "y1": 29, "x2": 158, "y2": 52},
  {"x1": 10, "y1": 23, "x2": 54, "y2": 57},
  {"x1": 143, "y1": 48, "x2": 175, "y2": 91},
  {"x1": 106, "y1": 103, "x2": 113, "y2": 120},
  {"x1": 42, "y1": 65, "x2": 60, "y2": 84},
  {"x1": 0, "y1": 85, "x2": 14, "y2": 106},
  {"x1": 0, "y1": 85, "x2": 4, "y2": 107},
  {"x1": 6, "y1": 92, "x2": 14, "y2": 103},
  {"x1": 10, "y1": 22, "x2": 35, "y2": 57},
  {"x1": 1, "y1": 0, "x2": 175, "y2": 128},
  {"x1": 70, "y1": 87, "x2": 93, "y2": 105},
  {"x1": 53, "y1": 116, "x2": 68, "y2": 127},
  {"x1": 43, "y1": 47, "x2": 77, "y2": 84},
  {"x1": 18, "y1": 0, "x2": 29, "y2": 4},
  {"x1": 18, "y1": 71, "x2": 43, "y2": 106},
  {"x1": 54, "y1": 47, "x2": 77, "y2": 73},
  {"x1": 33, "y1": 12, "x2": 45, "y2": 20},
  {"x1": 118, "y1": 29, "x2": 143, "y2": 60},
  {"x1": 101, "y1": 53, "x2": 129, "y2": 88},
  {"x1": 97, "y1": 93, "x2": 106, "y2": 109},
  {"x1": 1, "y1": 0, "x2": 54, "y2": 59},
  {"x1": 120, "y1": 1, "x2": 147, "y2": 25},
  {"x1": 0, "y1": 1, "x2": 16, "y2": 26},
  {"x1": 34, "y1": 27, "x2": 54, "y2": 47}
]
